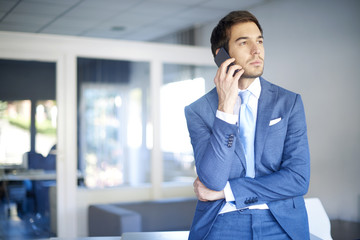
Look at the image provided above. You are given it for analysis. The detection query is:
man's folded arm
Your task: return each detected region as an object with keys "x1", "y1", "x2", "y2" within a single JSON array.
[
  {"x1": 229, "y1": 94, "x2": 310, "y2": 209},
  {"x1": 185, "y1": 105, "x2": 239, "y2": 191}
]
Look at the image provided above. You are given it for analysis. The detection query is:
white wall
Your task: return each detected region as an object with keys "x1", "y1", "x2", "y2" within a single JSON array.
[{"x1": 196, "y1": 0, "x2": 360, "y2": 222}]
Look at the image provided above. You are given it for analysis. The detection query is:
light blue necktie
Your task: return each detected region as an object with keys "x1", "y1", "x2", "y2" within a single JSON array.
[{"x1": 238, "y1": 90, "x2": 255, "y2": 178}]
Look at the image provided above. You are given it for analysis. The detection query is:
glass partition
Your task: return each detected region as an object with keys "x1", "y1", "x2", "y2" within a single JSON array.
[
  {"x1": 77, "y1": 58, "x2": 151, "y2": 188},
  {"x1": 0, "y1": 59, "x2": 57, "y2": 238},
  {"x1": 161, "y1": 64, "x2": 217, "y2": 183},
  {"x1": 0, "y1": 59, "x2": 57, "y2": 169}
]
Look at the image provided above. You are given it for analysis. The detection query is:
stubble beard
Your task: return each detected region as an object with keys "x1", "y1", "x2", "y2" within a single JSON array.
[{"x1": 241, "y1": 66, "x2": 264, "y2": 79}]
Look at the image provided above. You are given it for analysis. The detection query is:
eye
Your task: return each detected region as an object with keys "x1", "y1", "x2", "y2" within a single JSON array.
[
  {"x1": 239, "y1": 41, "x2": 247, "y2": 46},
  {"x1": 257, "y1": 39, "x2": 264, "y2": 44}
]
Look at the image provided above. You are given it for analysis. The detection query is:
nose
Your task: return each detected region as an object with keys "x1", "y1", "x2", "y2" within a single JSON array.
[{"x1": 251, "y1": 43, "x2": 260, "y2": 55}]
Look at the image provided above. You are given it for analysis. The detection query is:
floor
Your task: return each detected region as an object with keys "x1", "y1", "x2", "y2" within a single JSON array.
[{"x1": 0, "y1": 201, "x2": 55, "y2": 240}]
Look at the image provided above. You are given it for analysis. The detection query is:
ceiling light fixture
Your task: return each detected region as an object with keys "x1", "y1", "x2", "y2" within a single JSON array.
[{"x1": 111, "y1": 26, "x2": 126, "y2": 31}]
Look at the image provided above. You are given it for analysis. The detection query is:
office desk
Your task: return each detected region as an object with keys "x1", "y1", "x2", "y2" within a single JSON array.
[
  {"x1": 0, "y1": 170, "x2": 82, "y2": 205},
  {"x1": 0, "y1": 170, "x2": 83, "y2": 181},
  {"x1": 0, "y1": 170, "x2": 57, "y2": 181},
  {"x1": 0, "y1": 170, "x2": 82, "y2": 219},
  {"x1": 0, "y1": 170, "x2": 58, "y2": 208}
]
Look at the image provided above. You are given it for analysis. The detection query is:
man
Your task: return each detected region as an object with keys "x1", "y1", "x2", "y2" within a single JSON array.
[{"x1": 185, "y1": 11, "x2": 310, "y2": 240}]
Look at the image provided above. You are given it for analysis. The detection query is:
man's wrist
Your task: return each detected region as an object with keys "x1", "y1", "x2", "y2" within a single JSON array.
[
  {"x1": 218, "y1": 104, "x2": 233, "y2": 114},
  {"x1": 216, "y1": 110, "x2": 238, "y2": 125}
]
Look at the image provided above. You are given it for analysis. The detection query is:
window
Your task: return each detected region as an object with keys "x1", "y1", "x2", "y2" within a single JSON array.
[
  {"x1": 0, "y1": 99, "x2": 56, "y2": 168},
  {"x1": 161, "y1": 64, "x2": 217, "y2": 183},
  {"x1": 77, "y1": 58, "x2": 151, "y2": 188},
  {"x1": 0, "y1": 100, "x2": 31, "y2": 168},
  {"x1": 35, "y1": 100, "x2": 57, "y2": 157},
  {"x1": 0, "y1": 59, "x2": 56, "y2": 168}
]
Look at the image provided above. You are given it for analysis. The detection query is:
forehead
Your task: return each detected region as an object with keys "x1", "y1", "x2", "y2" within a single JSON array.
[{"x1": 229, "y1": 22, "x2": 262, "y2": 41}]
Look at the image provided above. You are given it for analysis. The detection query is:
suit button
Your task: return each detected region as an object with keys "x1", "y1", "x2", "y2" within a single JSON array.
[{"x1": 227, "y1": 134, "x2": 234, "y2": 148}]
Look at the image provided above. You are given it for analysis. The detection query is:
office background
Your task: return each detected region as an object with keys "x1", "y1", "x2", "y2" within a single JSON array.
[{"x1": 0, "y1": 0, "x2": 359, "y2": 238}]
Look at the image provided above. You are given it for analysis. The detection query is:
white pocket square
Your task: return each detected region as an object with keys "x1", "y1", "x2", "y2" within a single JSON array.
[{"x1": 269, "y1": 117, "x2": 281, "y2": 126}]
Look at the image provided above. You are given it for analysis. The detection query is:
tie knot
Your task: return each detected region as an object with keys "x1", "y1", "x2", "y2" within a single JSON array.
[{"x1": 239, "y1": 90, "x2": 251, "y2": 105}]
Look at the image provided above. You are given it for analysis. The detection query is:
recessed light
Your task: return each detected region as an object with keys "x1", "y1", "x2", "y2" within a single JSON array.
[{"x1": 111, "y1": 26, "x2": 126, "y2": 31}]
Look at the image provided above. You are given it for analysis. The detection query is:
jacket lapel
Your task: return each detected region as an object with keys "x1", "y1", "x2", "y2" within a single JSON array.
[
  {"x1": 235, "y1": 142, "x2": 246, "y2": 172},
  {"x1": 255, "y1": 78, "x2": 278, "y2": 168}
]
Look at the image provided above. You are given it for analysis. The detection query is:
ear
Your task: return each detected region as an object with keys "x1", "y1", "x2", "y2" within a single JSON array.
[{"x1": 215, "y1": 48, "x2": 220, "y2": 55}]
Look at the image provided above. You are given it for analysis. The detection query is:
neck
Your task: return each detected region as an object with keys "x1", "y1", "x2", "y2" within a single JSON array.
[{"x1": 238, "y1": 77, "x2": 256, "y2": 90}]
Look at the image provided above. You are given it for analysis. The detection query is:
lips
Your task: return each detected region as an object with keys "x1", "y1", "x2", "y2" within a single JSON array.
[{"x1": 249, "y1": 60, "x2": 263, "y2": 66}]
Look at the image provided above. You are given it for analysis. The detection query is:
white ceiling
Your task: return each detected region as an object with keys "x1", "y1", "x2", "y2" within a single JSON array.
[{"x1": 0, "y1": 0, "x2": 268, "y2": 42}]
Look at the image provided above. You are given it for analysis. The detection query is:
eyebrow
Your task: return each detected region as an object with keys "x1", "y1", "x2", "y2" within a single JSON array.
[{"x1": 235, "y1": 35, "x2": 264, "y2": 42}]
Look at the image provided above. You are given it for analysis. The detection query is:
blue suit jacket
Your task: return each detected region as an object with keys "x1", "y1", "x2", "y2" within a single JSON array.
[{"x1": 185, "y1": 77, "x2": 310, "y2": 240}]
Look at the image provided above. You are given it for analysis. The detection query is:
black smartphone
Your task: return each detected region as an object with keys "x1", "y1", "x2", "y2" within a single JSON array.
[
  {"x1": 214, "y1": 47, "x2": 231, "y2": 68},
  {"x1": 214, "y1": 47, "x2": 239, "y2": 75}
]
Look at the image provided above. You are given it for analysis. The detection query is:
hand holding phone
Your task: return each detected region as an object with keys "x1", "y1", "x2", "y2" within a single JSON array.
[
  {"x1": 213, "y1": 47, "x2": 242, "y2": 114},
  {"x1": 214, "y1": 47, "x2": 240, "y2": 76}
]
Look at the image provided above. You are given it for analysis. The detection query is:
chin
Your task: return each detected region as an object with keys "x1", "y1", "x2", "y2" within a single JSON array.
[{"x1": 242, "y1": 71, "x2": 263, "y2": 79}]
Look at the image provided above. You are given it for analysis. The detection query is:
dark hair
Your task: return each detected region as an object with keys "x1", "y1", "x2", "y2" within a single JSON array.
[{"x1": 210, "y1": 11, "x2": 263, "y2": 57}]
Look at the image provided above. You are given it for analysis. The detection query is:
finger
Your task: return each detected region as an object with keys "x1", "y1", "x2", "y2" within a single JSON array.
[
  {"x1": 228, "y1": 64, "x2": 242, "y2": 72},
  {"x1": 194, "y1": 187, "x2": 206, "y2": 202},
  {"x1": 227, "y1": 64, "x2": 243, "y2": 77},
  {"x1": 219, "y1": 58, "x2": 236, "y2": 75},
  {"x1": 220, "y1": 58, "x2": 236, "y2": 70},
  {"x1": 233, "y1": 68, "x2": 245, "y2": 79},
  {"x1": 214, "y1": 68, "x2": 221, "y2": 86},
  {"x1": 197, "y1": 190, "x2": 207, "y2": 202},
  {"x1": 216, "y1": 59, "x2": 238, "y2": 86},
  {"x1": 193, "y1": 177, "x2": 199, "y2": 186}
]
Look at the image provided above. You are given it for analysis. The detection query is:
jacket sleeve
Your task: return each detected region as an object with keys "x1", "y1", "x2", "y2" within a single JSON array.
[
  {"x1": 184, "y1": 104, "x2": 240, "y2": 191},
  {"x1": 230, "y1": 94, "x2": 310, "y2": 209}
]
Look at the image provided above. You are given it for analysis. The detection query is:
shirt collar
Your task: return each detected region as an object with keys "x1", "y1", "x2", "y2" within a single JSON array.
[{"x1": 238, "y1": 77, "x2": 261, "y2": 99}]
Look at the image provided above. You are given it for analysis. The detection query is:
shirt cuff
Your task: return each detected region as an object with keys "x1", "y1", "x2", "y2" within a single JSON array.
[
  {"x1": 216, "y1": 110, "x2": 238, "y2": 125},
  {"x1": 224, "y1": 181, "x2": 235, "y2": 202}
]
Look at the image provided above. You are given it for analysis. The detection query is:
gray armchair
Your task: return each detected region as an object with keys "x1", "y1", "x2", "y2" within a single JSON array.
[{"x1": 88, "y1": 198, "x2": 197, "y2": 236}]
